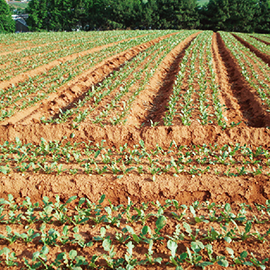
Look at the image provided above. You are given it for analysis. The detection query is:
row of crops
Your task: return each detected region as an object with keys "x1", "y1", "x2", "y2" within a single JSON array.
[
  {"x1": 40, "y1": 30, "x2": 197, "y2": 127},
  {"x1": 0, "y1": 194, "x2": 269, "y2": 269},
  {"x1": 0, "y1": 30, "x2": 270, "y2": 127},
  {"x1": 220, "y1": 32, "x2": 270, "y2": 113},
  {"x1": 0, "y1": 30, "x2": 174, "y2": 122},
  {"x1": 0, "y1": 138, "x2": 270, "y2": 179}
]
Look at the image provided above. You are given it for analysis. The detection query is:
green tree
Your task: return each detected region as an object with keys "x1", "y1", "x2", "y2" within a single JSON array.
[
  {"x1": 0, "y1": 0, "x2": 15, "y2": 33},
  {"x1": 226, "y1": 0, "x2": 257, "y2": 32},
  {"x1": 199, "y1": 0, "x2": 229, "y2": 31},
  {"x1": 26, "y1": 0, "x2": 42, "y2": 31},
  {"x1": 199, "y1": 0, "x2": 259, "y2": 32},
  {"x1": 252, "y1": 0, "x2": 270, "y2": 33}
]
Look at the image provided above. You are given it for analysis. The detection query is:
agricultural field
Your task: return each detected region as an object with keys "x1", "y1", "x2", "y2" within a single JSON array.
[{"x1": 0, "y1": 30, "x2": 270, "y2": 269}]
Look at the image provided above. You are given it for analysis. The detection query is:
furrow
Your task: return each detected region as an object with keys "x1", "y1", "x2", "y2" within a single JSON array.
[
  {"x1": 217, "y1": 32, "x2": 270, "y2": 127},
  {"x1": 233, "y1": 34, "x2": 270, "y2": 67},
  {"x1": 128, "y1": 32, "x2": 200, "y2": 127},
  {"x1": 211, "y1": 33, "x2": 245, "y2": 126},
  {"x1": 250, "y1": 35, "x2": 270, "y2": 46}
]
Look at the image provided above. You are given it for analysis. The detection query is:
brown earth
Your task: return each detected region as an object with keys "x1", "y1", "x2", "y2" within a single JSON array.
[
  {"x1": 0, "y1": 31, "x2": 270, "y2": 269},
  {"x1": 125, "y1": 32, "x2": 199, "y2": 126},
  {"x1": 212, "y1": 33, "x2": 244, "y2": 126},
  {"x1": 1, "y1": 159, "x2": 269, "y2": 206}
]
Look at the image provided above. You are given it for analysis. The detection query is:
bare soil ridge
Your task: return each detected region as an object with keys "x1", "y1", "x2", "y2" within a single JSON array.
[
  {"x1": 1, "y1": 169, "x2": 269, "y2": 207},
  {"x1": 1, "y1": 123, "x2": 270, "y2": 148}
]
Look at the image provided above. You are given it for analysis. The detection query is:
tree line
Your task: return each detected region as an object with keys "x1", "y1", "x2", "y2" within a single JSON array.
[
  {"x1": 1, "y1": 0, "x2": 270, "y2": 33},
  {"x1": 0, "y1": 0, "x2": 15, "y2": 33}
]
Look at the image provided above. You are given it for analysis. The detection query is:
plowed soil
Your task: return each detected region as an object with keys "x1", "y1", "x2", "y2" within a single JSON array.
[
  {"x1": 1, "y1": 31, "x2": 270, "y2": 269},
  {"x1": 1, "y1": 31, "x2": 270, "y2": 203}
]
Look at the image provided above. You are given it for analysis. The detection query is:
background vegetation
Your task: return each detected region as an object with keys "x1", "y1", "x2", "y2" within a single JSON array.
[
  {"x1": 25, "y1": 0, "x2": 270, "y2": 33},
  {"x1": 0, "y1": 0, "x2": 15, "y2": 33},
  {"x1": 1, "y1": 0, "x2": 270, "y2": 34}
]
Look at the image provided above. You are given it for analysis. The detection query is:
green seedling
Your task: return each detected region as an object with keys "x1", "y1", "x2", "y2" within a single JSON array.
[
  {"x1": 167, "y1": 240, "x2": 187, "y2": 269},
  {"x1": 0, "y1": 247, "x2": 18, "y2": 266}
]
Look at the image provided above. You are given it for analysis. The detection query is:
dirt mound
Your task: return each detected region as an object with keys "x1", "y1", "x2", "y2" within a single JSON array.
[{"x1": 0, "y1": 123, "x2": 270, "y2": 148}]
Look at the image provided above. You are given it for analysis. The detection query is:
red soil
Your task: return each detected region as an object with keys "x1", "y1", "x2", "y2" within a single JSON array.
[{"x1": 1, "y1": 31, "x2": 270, "y2": 269}]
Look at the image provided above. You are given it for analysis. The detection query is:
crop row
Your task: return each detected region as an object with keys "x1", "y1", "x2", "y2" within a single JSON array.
[
  {"x1": 41, "y1": 30, "x2": 197, "y2": 126},
  {"x1": 0, "y1": 138, "x2": 270, "y2": 178},
  {"x1": 250, "y1": 33, "x2": 270, "y2": 45},
  {"x1": 0, "y1": 31, "x2": 93, "y2": 49},
  {"x1": 0, "y1": 31, "x2": 140, "y2": 54},
  {"x1": 0, "y1": 195, "x2": 269, "y2": 269},
  {"x1": 0, "y1": 31, "x2": 172, "y2": 122},
  {"x1": 164, "y1": 31, "x2": 227, "y2": 127},
  {"x1": 220, "y1": 32, "x2": 270, "y2": 112},
  {"x1": 0, "y1": 31, "x2": 156, "y2": 81},
  {"x1": 234, "y1": 33, "x2": 270, "y2": 56},
  {"x1": 0, "y1": 31, "x2": 106, "y2": 65}
]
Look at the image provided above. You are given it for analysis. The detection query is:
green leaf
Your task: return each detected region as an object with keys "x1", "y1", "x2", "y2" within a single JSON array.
[
  {"x1": 141, "y1": 226, "x2": 149, "y2": 236},
  {"x1": 180, "y1": 252, "x2": 187, "y2": 261},
  {"x1": 32, "y1": 251, "x2": 40, "y2": 260},
  {"x1": 217, "y1": 258, "x2": 229, "y2": 267},
  {"x1": 0, "y1": 247, "x2": 10, "y2": 256},
  {"x1": 69, "y1": 250, "x2": 77, "y2": 260},
  {"x1": 183, "y1": 222, "x2": 192, "y2": 234},
  {"x1": 224, "y1": 236, "x2": 232, "y2": 243},
  {"x1": 66, "y1": 196, "x2": 77, "y2": 205},
  {"x1": 125, "y1": 167, "x2": 135, "y2": 173},
  {"x1": 125, "y1": 226, "x2": 135, "y2": 234},
  {"x1": 226, "y1": 247, "x2": 234, "y2": 258},
  {"x1": 100, "y1": 227, "x2": 106, "y2": 237},
  {"x1": 6, "y1": 226, "x2": 11, "y2": 234},
  {"x1": 94, "y1": 150, "x2": 101, "y2": 158},
  {"x1": 198, "y1": 261, "x2": 213, "y2": 268},
  {"x1": 240, "y1": 251, "x2": 248, "y2": 259},
  {"x1": 156, "y1": 216, "x2": 166, "y2": 231},
  {"x1": 224, "y1": 203, "x2": 231, "y2": 212},
  {"x1": 102, "y1": 238, "x2": 111, "y2": 252},
  {"x1": 126, "y1": 241, "x2": 134, "y2": 255},
  {"x1": 245, "y1": 221, "x2": 252, "y2": 233},
  {"x1": 99, "y1": 194, "x2": 105, "y2": 204},
  {"x1": 132, "y1": 234, "x2": 140, "y2": 243},
  {"x1": 190, "y1": 206, "x2": 196, "y2": 216},
  {"x1": 167, "y1": 240, "x2": 178, "y2": 258}
]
